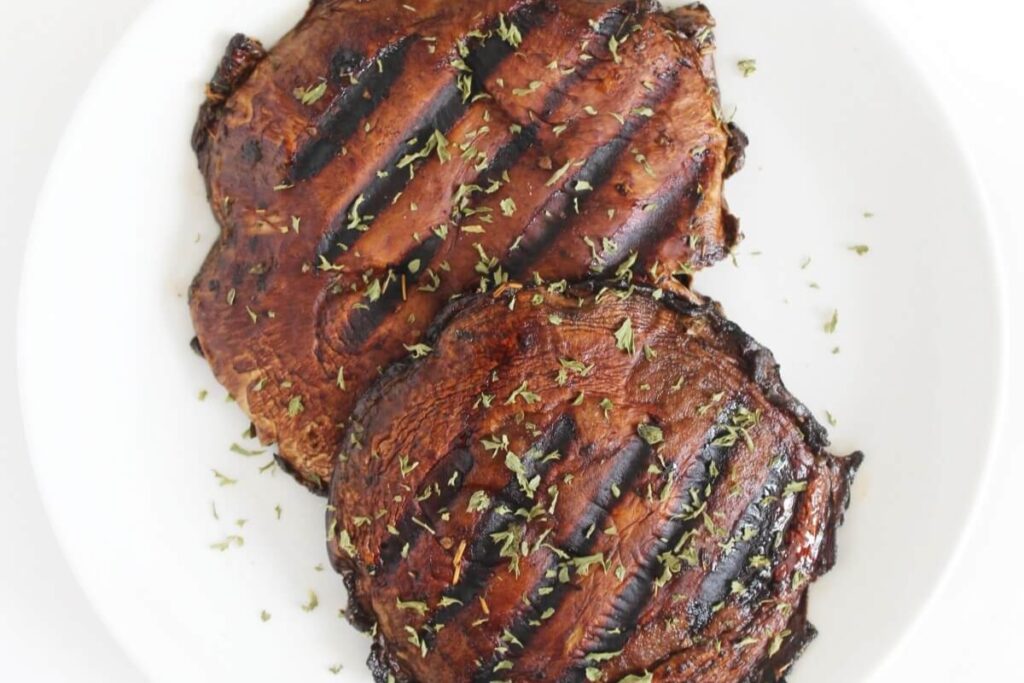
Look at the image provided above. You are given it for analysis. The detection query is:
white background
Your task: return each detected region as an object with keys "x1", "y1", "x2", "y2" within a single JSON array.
[{"x1": 1, "y1": 0, "x2": 1021, "y2": 680}]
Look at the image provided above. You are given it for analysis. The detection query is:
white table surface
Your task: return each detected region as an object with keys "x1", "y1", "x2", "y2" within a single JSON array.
[{"x1": 1, "y1": 0, "x2": 1021, "y2": 680}]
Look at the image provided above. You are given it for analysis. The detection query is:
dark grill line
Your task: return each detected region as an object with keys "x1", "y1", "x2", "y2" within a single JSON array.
[
  {"x1": 426, "y1": 414, "x2": 578, "y2": 631},
  {"x1": 316, "y1": 3, "x2": 544, "y2": 265},
  {"x1": 316, "y1": 84, "x2": 465, "y2": 264},
  {"x1": 597, "y1": 158, "x2": 713, "y2": 277},
  {"x1": 469, "y1": 438, "x2": 652, "y2": 682},
  {"x1": 502, "y1": 69, "x2": 684, "y2": 280},
  {"x1": 290, "y1": 36, "x2": 415, "y2": 182},
  {"x1": 534, "y1": 0, "x2": 642, "y2": 117},
  {"x1": 337, "y1": 235, "x2": 443, "y2": 351},
  {"x1": 331, "y1": 122, "x2": 539, "y2": 352},
  {"x1": 686, "y1": 452, "x2": 792, "y2": 632},
  {"x1": 557, "y1": 410, "x2": 740, "y2": 683},
  {"x1": 453, "y1": 0, "x2": 643, "y2": 227},
  {"x1": 377, "y1": 446, "x2": 476, "y2": 570}
]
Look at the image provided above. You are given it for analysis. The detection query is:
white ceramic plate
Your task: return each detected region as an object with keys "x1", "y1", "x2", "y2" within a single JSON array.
[{"x1": 18, "y1": 0, "x2": 1005, "y2": 681}]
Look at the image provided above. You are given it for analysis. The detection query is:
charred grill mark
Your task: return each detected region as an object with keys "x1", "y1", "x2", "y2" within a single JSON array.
[
  {"x1": 377, "y1": 446, "x2": 477, "y2": 572},
  {"x1": 588, "y1": 1, "x2": 640, "y2": 47},
  {"x1": 470, "y1": 439, "x2": 652, "y2": 681},
  {"x1": 558, "y1": 410, "x2": 739, "y2": 683},
  {"x1": 503, "y1": 72, "x2": 683, "y2": 279},
  {"x1": 331, "y1": 124, "x2": 540, "y2": 352},
  {"x1": 316, "y1": 84, "x2": 465, "y2": 263},
  {"x1": 599, "y1": 158, "x2": 713, "y2": 275},
  {"x1": 426, "y1": 414, "x2": 577, "y2": 629},
  {"x1": 687, "y1": 453, "x2": 791, "y2": 631},
  {"x1": 291, "y1": 37, "x2": 415, "y2": 183},
  {"x1": 563, "y1": 440, "x2": 652, "y2": 551},
  {"x1": 337, "y1": 236, "x2": 444, "y2": 351},
  {"x1": 329, "y1": 46, "x2": 366, "y2": 82},
  {"x1": 534, "y1": 1, "x2": 640, "y2": 116},
  {"x1": 315, "y1": 4, "x2": 545, "y2": 265},
  {"x1": 466, "y1": 123, "x2": 541, "y2": 206}
]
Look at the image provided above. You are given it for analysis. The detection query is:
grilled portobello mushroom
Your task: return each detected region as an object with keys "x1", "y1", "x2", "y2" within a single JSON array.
[
  {"x1": 189, "y1": 0, "x2": 747, "y2": 491},
  {"x1": 327, "y1": 284, "x2": 862, "y2": 683}
]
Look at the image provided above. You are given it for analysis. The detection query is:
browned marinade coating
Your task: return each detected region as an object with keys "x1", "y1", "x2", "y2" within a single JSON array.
[
  {"x1": 189, "y1": 0, "x2": 746, "y2": 490},
  {"x1": 327, "y1": 285, "x2": 861, "y2": 683}
]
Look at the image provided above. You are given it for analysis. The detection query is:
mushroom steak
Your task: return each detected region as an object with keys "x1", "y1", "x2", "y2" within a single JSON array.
[
  {"x1": 327, "y1": 284, "x2": 861, "y2": 683},
  {"x1": 189, "y1": 0, "x2": 746, "y2": 490}
]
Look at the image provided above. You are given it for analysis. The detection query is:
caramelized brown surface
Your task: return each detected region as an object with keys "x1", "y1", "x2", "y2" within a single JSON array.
[
  {"x1": 189, "y1": 0, "x2": 746, "y2": 490},
  {"x1": 327, "y1": 285, "x2": 861, "y2": 683}
]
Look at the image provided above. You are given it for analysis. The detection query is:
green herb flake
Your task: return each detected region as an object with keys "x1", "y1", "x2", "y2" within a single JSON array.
[
  {"x1": 467, "y1": 490, "x2": 491, "y2": 513},
  {"x1": 608, "y1": 34, "x2": 622, "y2": 64},
  {"x1": 301, "y1": 590, "x2": 320, "y2": 612},
  {"x1": 504, "y1": 452, "x2": 540, "y2": 499},
  {"x1": 230, "y1": 443, "x2": 265, "y2": 457},
  {"x1": 396, "y1": 598, "x2": 429, "y2": 616},
  {"x1": 637, "y1": 423, "x2": 664, "y2": 446},
  {"x1": 404, "y1": 343, "x2": 433, "y2": 358},
  {"x1": 617, "y1": 673, "x2": 654, "y2": 683},
  {"x1": 260, "y1": 610, "x2": 271, "y2": 622},
  {"x1": 545, "y1": 158, "x2": 575, "y2": 187},
  {"x1": 505, "y1": 381, "x2": 541, "y2": 405},
  {"x1": 737, "y1": 59, "x2": 758, "y2": 77},
  {"x1": 769, "y1": 630, "x2": 792, "y2": 656},
  {"x1": 337, "y1": 529, "x2": 357, "y2": 558},
  {"x1": 287, "y1": 395, "x2": 305, "y2": 417},
  {"x1": 823, "y1": 309, "x2": 839, "y2": 334},
  {"x1": 212, "y1": 470, "x2": 237, "y2": 487},
  {"x1": 559, "y1": 357, "x2": 594, "y2": 382},
  {"x1": 209, "y1": 535, "x2": 244, "y2": 551},
  {"x1": 317, "y1": 255, "x2": 344, "y2": 273},
  {"x1": 399, "y1": 455, "x2": 420, "y2": 478},
  {"x1": 613, "y1": 318, "x2": 636, "y2": 355},
  {"x1": 848, "y1": 244, "x2": 870, "y2": 256},
  {"x1": 586, "y1": 649, "x2": 623, "y2": 663},
  {"x1": 783, "y1": 480, "x2": 809, "y2": 497},
  {"x1": 749, "y1": 555, "x2": 771, "y2": 570},
  {"x1": 497, "y1": 13, "x2": 523, "y2": 48},
  {"x1": 513, "y1": 80, "x2": 543, "y2": 97},
  {"x1": 293, "y1": 80, "x2": 328, "y2": 106}
]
